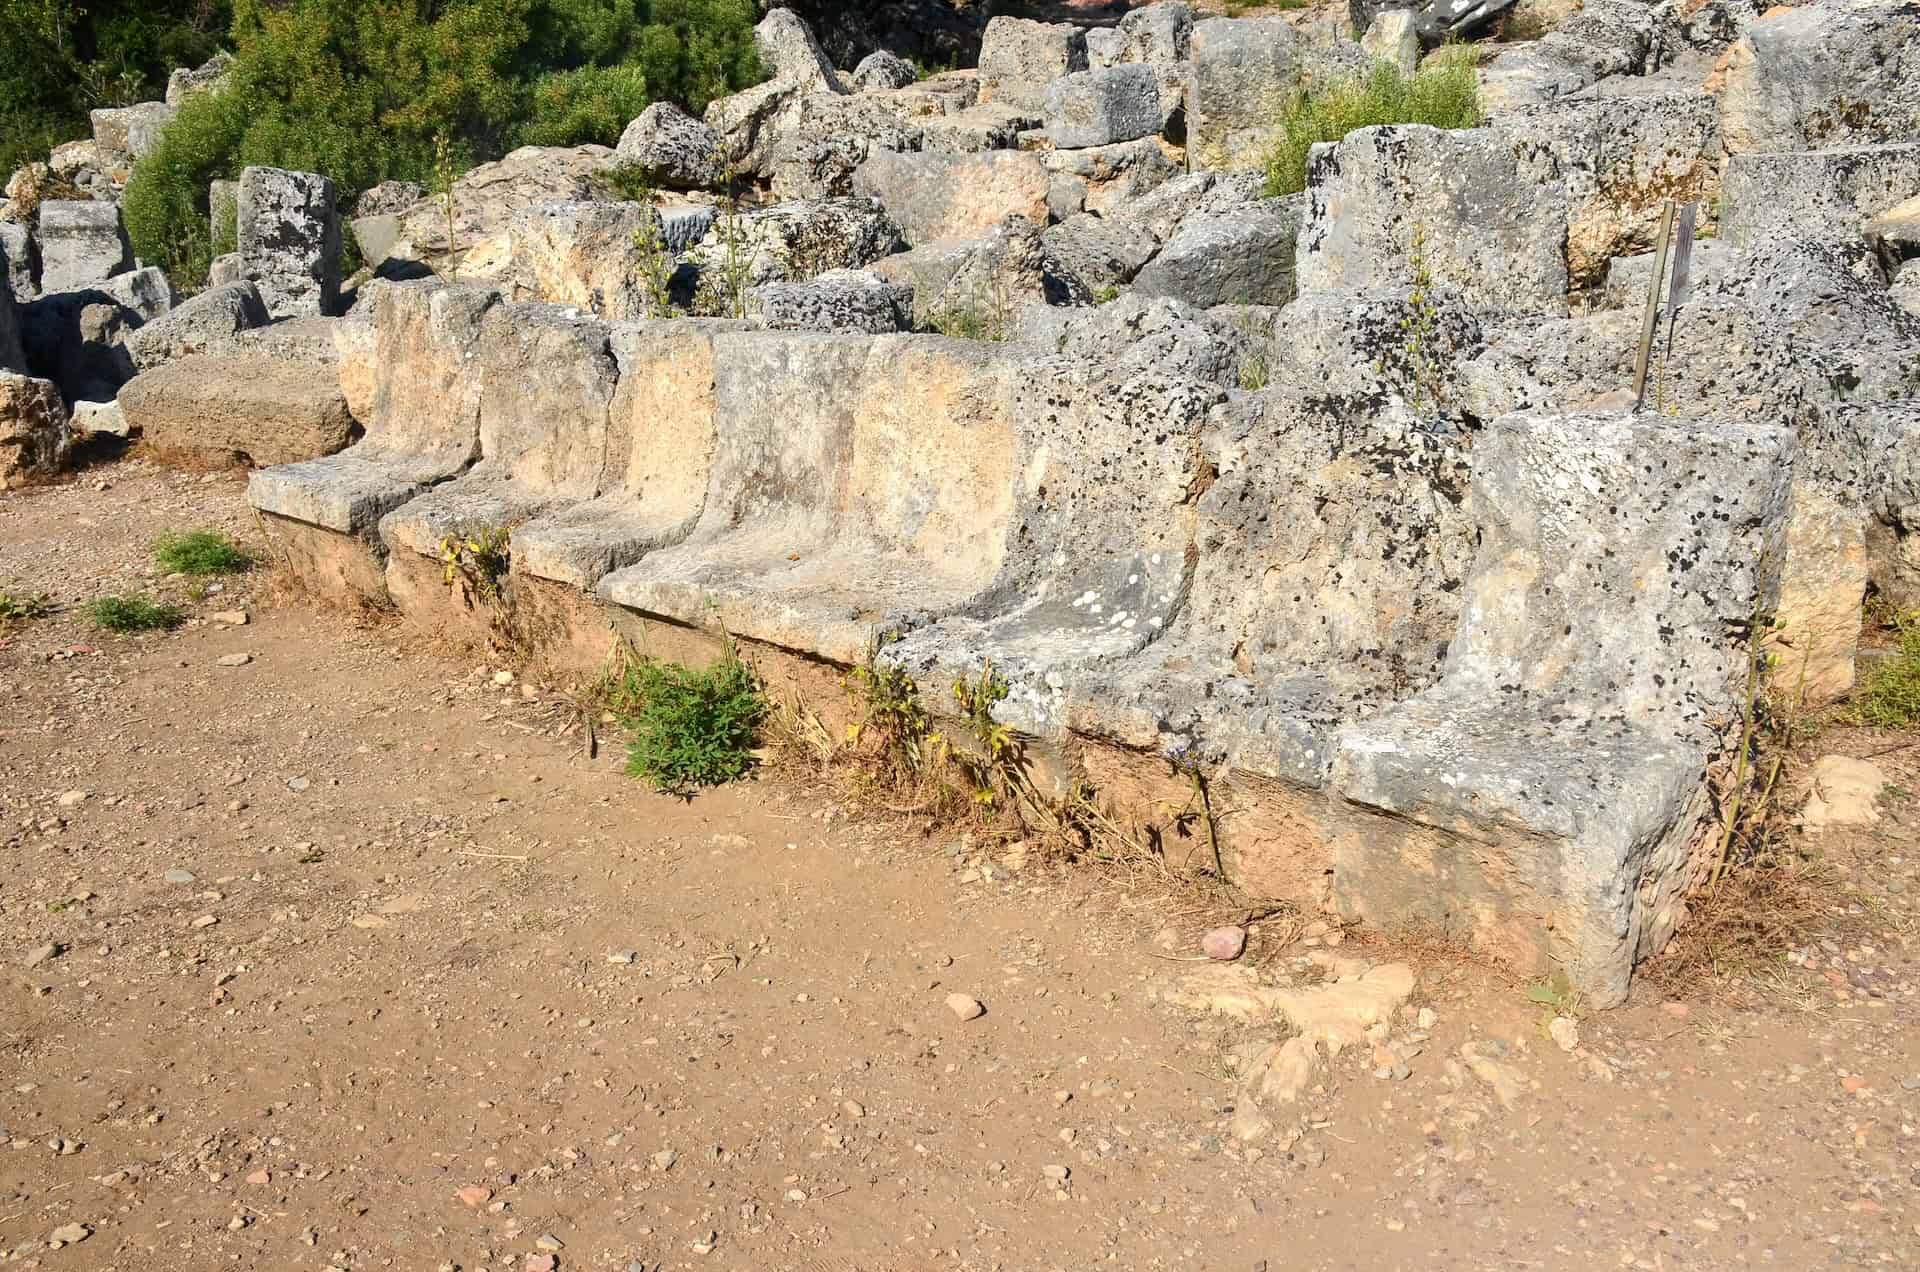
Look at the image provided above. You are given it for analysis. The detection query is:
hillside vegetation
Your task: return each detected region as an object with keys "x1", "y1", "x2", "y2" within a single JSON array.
[{"x1": 13, "y1": 0, "x2": 767, "y2": 283}]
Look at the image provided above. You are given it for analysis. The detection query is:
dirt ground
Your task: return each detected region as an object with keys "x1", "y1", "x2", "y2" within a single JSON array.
[{"x1": 2, "y1": 461, "x2": 1917, "y2": 1272}]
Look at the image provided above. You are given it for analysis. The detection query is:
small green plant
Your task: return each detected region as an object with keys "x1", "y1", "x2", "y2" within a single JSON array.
[
  {"x1": 1849, "y1": 612, "x2": 1920, "y2": 730},
  {"x1": 1238, "y1": 350, "x2": 1271, "y2": 392},
  {"x1": 438, "y1": 525, "x2": 513, "y2": 604},
  {"x1": 1093, "y1": 285, "x2": 1120, "y2": 305},
  {"x1": 1525, "y1": 967, "x2": 1582, "y2": 1025},
  {"x1": 1163, "y1": 740, "x2": 1224, "y2": 877},
  {"x1": 1399, "y1": 224, "x2": 1445, "y2": 408},
  {"x1": 619, "y1": 644, "x2": 768, "y2": 797},
  {"x1": 1261, "y1": 55, "x2": 1482, "y2": 197},
  {"x1": 434, "y1": 130, "x2": 461, "y2": 280},
  {"x1": 152, "y1": 529, "x2": 254, "y2": 576},
  {"x1": 691, "y1": 148, "x2": 752, "y2": 318},
  {"x1": 88, "y1": 594, "x2": 183, "y2": 632},
  {"x1": 0, "y1": 588, "x2": 52, "y2": 626},
  {"x1": 952, "y1": 662, "x2": 1022, "y2": 807},
  {"x1": 626, "y1": 178, "x2": 678, "y2": 319},
  {"x1": 925, "y1": 276, "x2": 1012, "y2": 342}
]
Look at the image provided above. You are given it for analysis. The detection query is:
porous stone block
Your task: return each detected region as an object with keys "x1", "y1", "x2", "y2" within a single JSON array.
[
  {"x1": 0, "y1": 371, "x2": 69, "y2": 486},
  {"x1": 237, "y1": 166, "x2": 342, "y2": 318},
  {"x1": 853, "y1": 150, "x2": 1051, "y2": 244},
  {"x1": 36, "y1": 200, "x2": 132, "y2": 292},
  {"x1": 979, "y1": 17, "x2": 1088, "y2": 108},
  {"x1": 118, "y1": 354, "x2": 355, "y2": 466},
  {"x1": 1044, "y1": 65, "x2": 1165, "y2": 149},
  {"x1": 614, "y1": 102, "x2": 722, "y2": 191},
  {"x1": 1296, "y1": 124, "x2": 1570, "y2": 318}
]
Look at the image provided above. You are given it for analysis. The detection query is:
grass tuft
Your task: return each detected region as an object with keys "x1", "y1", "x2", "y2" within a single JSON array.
[
  {"x1": 88, "y1": 594, "x2": 184, "y2": 632},
  {"x1": 1849, "y1": 614, "x2": 1920, "y2": 730},
  {"x1": 610, "y1": 644, "x2": 768, "y2": 798},
  {"x1": 1261, "y1": 54, "x2": 1483, "y2": 198},
  {"x1": 153, "y1": 530, "x2": 255, "y2": 577}
]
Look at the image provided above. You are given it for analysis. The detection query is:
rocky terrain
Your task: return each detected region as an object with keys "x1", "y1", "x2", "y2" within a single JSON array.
[{"x1": 2, "y1": 1, "x2": 1919, "y2": 1240}]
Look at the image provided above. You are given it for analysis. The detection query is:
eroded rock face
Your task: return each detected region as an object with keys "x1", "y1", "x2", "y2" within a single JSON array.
[
  {"x1": 755, "y1": 7, "x2": 845, "y2": 95},
  {"x1": 680, "y1": 198, "x2": 905, "y2": 291},
  {"x1": 373, "y1": 146, "x2": 613, "y2": 270},
  {"x1": 237, "y1": 166, "x2": 341, "y2": 319},
  {"x1": 1133, "y1": 195, "x2": 1301, "y2": 309},
  {"x1": 748, "y1": 269, "x2": 913, "y2": 333}
]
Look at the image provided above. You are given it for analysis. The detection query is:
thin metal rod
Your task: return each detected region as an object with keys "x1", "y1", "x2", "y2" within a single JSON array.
[{"x1": 1631, "y1": 199, "x2": 1677, "y2": 413}]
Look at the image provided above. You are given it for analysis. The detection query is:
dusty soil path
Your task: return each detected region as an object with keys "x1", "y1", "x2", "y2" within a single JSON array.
[{"x1": 2, "y1": 462, "x2": 1917, "y2": 1271}]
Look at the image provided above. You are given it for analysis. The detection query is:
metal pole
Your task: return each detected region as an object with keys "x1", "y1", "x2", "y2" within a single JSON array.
[{"x1": 1631, "y1": 199, "x2": 1677, "y2": 413}]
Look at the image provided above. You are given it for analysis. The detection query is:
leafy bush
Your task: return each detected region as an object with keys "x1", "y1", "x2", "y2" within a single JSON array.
[
  {"x1": 0, "y1": 0, "x2": 231, "y2": 174},
  {"x1": 1261, "y1": 54, "x2": 1483, "y2": 198},
  {"x1": 123, "y1": 0, "x2": 763, "y2": 283},
  {"x1": 153, "y1": 529, "x2": 254, "y2": 575},
  {"x1": 617, "y1": 646, "x2": 766, "y2": 796},
  {"x1": 88, "y1": 594, "x2": 184, "y2": 632},
  {"x1": 517, "y1": 63, "x2": 653, "y2": 148},
  {"x1": 1851, "y1": 615, "x2": 1920, "y2": 730}
]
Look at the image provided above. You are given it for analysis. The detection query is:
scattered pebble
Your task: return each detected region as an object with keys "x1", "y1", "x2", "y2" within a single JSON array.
[
  {"x1": 216, "y1": 652, "x2": 253, "y2": 667},
  {"x1": 1200, "y1": 926, "x2": 1246, "y2": 961},
  {"x1": 945, "y1": 993, "x2": 985, "y2": 1021}
]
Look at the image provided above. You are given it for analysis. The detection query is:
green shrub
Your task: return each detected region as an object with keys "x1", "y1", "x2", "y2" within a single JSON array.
[
  {"x1": 153, "y1": 529, "x2": 255, "y2": 575},
  {"x1": 1261, "y1": 54, "x2": 1483, "y2": 198},
  {"x1": 122, "y1": 0, "x2": 763, "y2": 284},
  {"x1": 88, "y1": 594, "x2": 184, "y2": 632},
  {"x1": 617, "y1": 646, "x2": 766, "y2": 796},
  {"x1": 517, "y1": 63, "x2": 652, "y2": 147},
  {"x1": 1851, "y1": 616, "x2": 1920, "y2": 730}
]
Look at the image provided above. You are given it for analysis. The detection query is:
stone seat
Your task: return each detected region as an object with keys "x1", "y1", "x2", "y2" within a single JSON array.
[
  {"x1": 599, "y1": 333, "x2": 1026, "y2": 663},
  {"x1": 374, "y1": 300, "x2": 613, "y2": 566},
  {"x1": 1063, "y1": 387, "x2": 1477, "y2": 767},
  {"x1": 1321, "y1": 409, "x2": 1796, "y2": 1006},
  {"x1": 247, "y1": 280, "x2": 500, "y2": 535}
]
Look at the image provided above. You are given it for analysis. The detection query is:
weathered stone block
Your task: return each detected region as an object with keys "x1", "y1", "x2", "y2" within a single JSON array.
[
  {"x1": 505, "y1": 201, "x2": 664, "y2": 320},
  {"x1": 979, "y1": 16, "x2": 1088, "y2": 108},
  {"x1": 1044, "y1": 65, "x2": 1165, "y2": 149},
  {"x1": 124, "y1": 281, "x2": 271, "y2": 372},
  {"x1": 0, "y1": 371, "x2": 69, "y2": 486},
  {"x1": 1719, "y1": 143, "x2": 1920, "y2": 258},
  {"x1": 36, "y1": 200, "x2": 132, "y2": 292},
  {"x1": 1296, "y1": 124, "x2": 1570, "y2": 318},
  {"x1": 851, "y1": 50, "x2": 917, "y2": 93},
  {"x1": 120, "y1": 353, "x2": 356, "y2": 466},
  {"x1": 1120, "y1": 2, "x2": 1194, "y2": 64},
  {"x1": 614, "y1": 102, "x2": 722, "y2": 191},
  {"x1": 1495, "y1": 90, "x2": 1722, "y2": 287},
  {"x1": 237, "y1": 166, "x2": 341, "y2": 318},
  {"x1": 853, "y1": 150, "x2": 1051, "y2": 244},
  {"x1": 748, "y1": 269, "x2": 913, "y2": 333},
  {"x1": 1134, "y1": 196, "x2": 1301, "y2": 308},
  {"x1": 1721, "y1": 0, "x2": 1920, "y2": 155},
  {"x1": 754, "y1": 7, "x2": 844, "y2": 94},
  {"x1": 1189, "y1": 17, "x2": 1367, "y2": 169},
  {"x1": 89, "y1": 101, "x2": 175, "y2": 160}
]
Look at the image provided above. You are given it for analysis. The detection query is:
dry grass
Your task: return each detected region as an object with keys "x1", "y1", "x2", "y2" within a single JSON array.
[{"x1": 1639, "y1": 852, "x2": 1849, "y2": 1001}]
